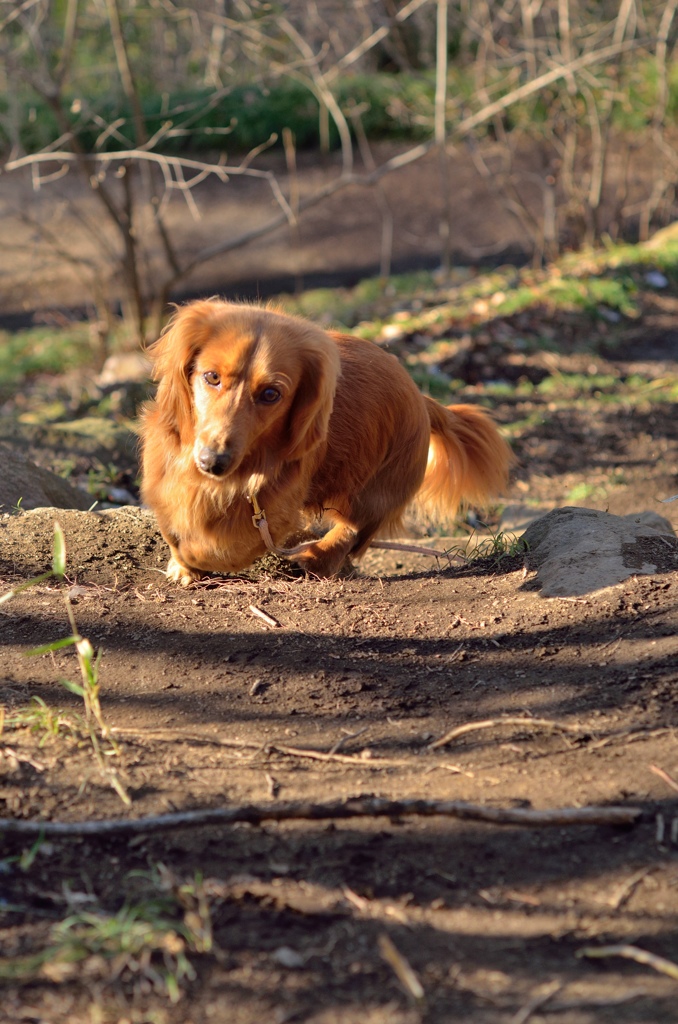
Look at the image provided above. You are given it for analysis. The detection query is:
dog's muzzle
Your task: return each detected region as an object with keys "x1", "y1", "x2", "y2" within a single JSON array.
[{"x1": 197, "y1": 446, "x2": 233, "y2": 476}]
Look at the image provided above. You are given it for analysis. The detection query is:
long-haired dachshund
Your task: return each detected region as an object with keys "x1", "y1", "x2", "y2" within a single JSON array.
[{"x1": 140, "y1": 300, "x2": 513, "y2": 583}]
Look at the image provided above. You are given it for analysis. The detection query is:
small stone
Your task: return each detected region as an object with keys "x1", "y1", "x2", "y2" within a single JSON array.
[
  {"x1": 272, "y1": 946, "x2": 305, "y2": 969},
  {"x1": 644, "y1": 270, "x2": 669, "y2": 288}
]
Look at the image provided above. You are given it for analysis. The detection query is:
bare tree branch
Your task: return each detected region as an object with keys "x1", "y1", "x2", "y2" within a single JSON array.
[
  {"x1": 328, "y1": 0, "x2": 434, "y2": 80},
  {"x1": 435, "y1": 0, "x2": 451, "y2": 272},
  {"x1": 455, "y1": 38, "x2": 644, "y2": 138},
  {"x1": 177, "y1": 140, "x2": 436, "y2": 280},
  {"x1": 0, "y1": 797, "x2": 642, "y2": 838},
  {"x1": 284, "y1": 20, "x2": 350, "y2": 136}
]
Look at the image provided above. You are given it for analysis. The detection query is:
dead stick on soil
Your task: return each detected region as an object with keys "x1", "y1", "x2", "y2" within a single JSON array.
[
  {"x1": 248, "y1": 604, "x2": 281, "y2": 628},
  {"x1": 429, "y1": 716, "x2": 592, "y2": 750},
  {"x1": 649, "y1": 763, "x2": 678, "y2": 794},
  {"x1": 112, "y1": 726, "x2": 409, "y2": 767},
  {"x1": 369, "y1": 540, "x2": 457, "y2": 560},
  {"x1": 605, "y1": 866, "x2": 654, "y2": 911},
  {"x1": 510, "y1": 980, "x2": 562, "y2": 1024},
  {"x1": 378, "y1": 934, "x2": 425, "y2": 1002},
  {"x1": 577, "y1": 944, "x2": 678, "y2": 981},
  {"x1": 328, "y1": 726, "x2": 369, "y2": 756},
  {"x1": 0, "y1": 798, "x2": 642, "y2": 839},
  {"x1": 548, "y1": 991, "x2": 647, "y2": 1010},
  {"x1": 111, "y1": 727, "x2": 253, "y2": 751},
  {"x1": 262, "y1": 743, "x2": 413, "y2": 768},
  {"x1": 110, "y1": 728, "x2": 413, "y2": 767}
]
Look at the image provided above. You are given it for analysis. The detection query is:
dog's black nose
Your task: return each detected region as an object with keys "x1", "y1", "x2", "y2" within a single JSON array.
[{"x1": 197, "y1": 447, "x2": 232, "y2": 476}]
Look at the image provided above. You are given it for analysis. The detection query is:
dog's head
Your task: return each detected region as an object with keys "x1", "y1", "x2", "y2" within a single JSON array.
[{"x1": 147, "y1": 300, "x2": 341, "y2": 480}]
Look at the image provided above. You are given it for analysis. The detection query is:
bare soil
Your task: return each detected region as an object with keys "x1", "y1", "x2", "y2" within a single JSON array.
[
  {"x1": 2, "y1": 147, "x2": 678, "y2": 1024},
  {"x1": 2, "y1": 429, "x2": 678, "y2": 1024}
]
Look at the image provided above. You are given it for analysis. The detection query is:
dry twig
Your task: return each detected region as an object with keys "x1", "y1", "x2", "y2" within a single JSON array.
[
  {"x1": 577, "y1": 944, "x2": 678, "y2": 981},
  {"x1": 510, "y1": 980, "x2": 562, "y2": 1024},
  {"x1": 1, "y1": 746, "x2": 46, "y2": 772},
  {"x1": 603, "y1": 867, "x2": 654, "y2": 911},
  {"x1": 650, "y1": 763, "x2": 678, "y2": 794},
  {"x1": 370, "y1": 539, "x2": 452, "y2": 558},
  {"x1": 0, "y1": 797, "x2": 642, "y2": 839},
  {"x1": 264, "y1": 743, "x2": 415, "y2": 768},
  {"x1": 248, "y1": 604, "x2": 281, "y2": 629},
  {"x1": 378, "y1": 934, "x2": 425, "y2": 1002},
  {"x1": 548, "y1": 990, "x2": 647, "y2": 1010},
  {"x1": 327, "y1": 726, "x2": 369, "y2": 756},
  {"x1": 264, "y1": 772, "x2": 279, "y2": 799},
  {"x1": 110, "y1": 726, "x2": 412, "y2": 768},
  {"x1": 430, "y1": 715, "x2": 591, "y2": 750}
]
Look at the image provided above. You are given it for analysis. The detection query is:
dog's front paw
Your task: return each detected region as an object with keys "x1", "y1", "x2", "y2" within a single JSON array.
[{"x1": 166, "y1": 555, "x2": 201, "y2": 587}]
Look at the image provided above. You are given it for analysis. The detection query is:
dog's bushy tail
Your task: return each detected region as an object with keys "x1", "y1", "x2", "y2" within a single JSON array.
[{"x1": 417, "y1": 398, "x2": 514, "y2": 519}]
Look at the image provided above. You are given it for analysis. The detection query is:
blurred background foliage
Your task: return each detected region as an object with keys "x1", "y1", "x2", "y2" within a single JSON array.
[
  {"x1": 3, "y1": 1, "x2": 678, "y2": 351},
  {"x1": 3, "y1": 1, "x2": 678, "y2": 156}
]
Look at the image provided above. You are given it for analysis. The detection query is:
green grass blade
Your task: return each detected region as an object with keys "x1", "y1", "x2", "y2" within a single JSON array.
[
  {"x1": 52, "y1": 523, "x2": 66, "y2": 577},
  {"x1": 0, "y1": 571, "x2": 54, "y2": 604},
  {"x1": 25, "y1": 636, "x2": 79, "y2": 657},
  {"x1": 0, "y1": 522, "x2": 66, "y2": 604},
  {"x1": 60, "y1": 679, "x2": 86, "y2": 698}
]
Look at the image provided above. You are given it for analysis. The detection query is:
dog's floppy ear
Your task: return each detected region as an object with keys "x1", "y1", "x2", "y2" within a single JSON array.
[
  {"x1": 148, "y1": 301, "x2": 217, "y2": 442},
  {"x1": 284, "y1": 335, "x2": 340, "y2": 460}
]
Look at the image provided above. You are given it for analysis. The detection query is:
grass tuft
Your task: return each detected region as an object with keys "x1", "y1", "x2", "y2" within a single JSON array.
[
  {"x1": 0, "y1": 862, "x2": 213, "y2": 1003},
  {"x1": 1, "y1": 523, "x2": 129, "y2": 805}
]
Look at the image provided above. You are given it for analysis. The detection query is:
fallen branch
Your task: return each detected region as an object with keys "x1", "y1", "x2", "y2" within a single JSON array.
[
  {"x1": 111, "y1": 727, "x2": 413, "y2": 767},
  {"x1": 510, "y1": 981, "x2": 562, "y2": 1024},
  {"x1": 547, "y1": 990, "x2": 647, "y2": 1011},
  {"x1": 0, "y1": 797, "x2": 642, "y2": 839},
  {"x1": 111, "y1": 727, "x2": 251, "y2": 751},
  {"x1": 430, "y1": 716, "x2": 593, "y2": 750},
  {"x1": 577, "y1": 943, "x2": 678, "y2": 981}
]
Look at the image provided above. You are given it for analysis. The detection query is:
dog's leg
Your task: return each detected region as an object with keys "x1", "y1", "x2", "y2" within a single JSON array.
[
  {"x1": 166, "y1": 546, "x2": 204, "y2": 587},
  {"x1": 294, "y1": 522, "x2": 360, "y2": 576},
  {"x1": 164, "y1": 521, "x2": 271, "y2": 583}
]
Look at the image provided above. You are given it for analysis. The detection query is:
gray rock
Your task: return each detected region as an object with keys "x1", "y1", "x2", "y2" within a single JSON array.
[
  {"x1": 96, "y1": 351, "x2": 152, "y2": 389},
  {"x1": 0, "y1": 443, "x2": 92, "y2": 512},
  {"x1": 621, "y1": 510, "x2": 675, "y2": 534},
  {"x1": 520, "y1": 506, "x2": 677, "y2": 597}
]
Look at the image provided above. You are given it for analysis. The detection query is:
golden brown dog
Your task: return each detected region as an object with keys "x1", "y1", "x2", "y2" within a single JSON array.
[{"x1": 139, "y1": 300, "x2": 513, "y2": 583}]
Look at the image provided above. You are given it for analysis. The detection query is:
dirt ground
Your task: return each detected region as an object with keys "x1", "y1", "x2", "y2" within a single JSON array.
[
  {"x1": 2, "y1": 146, "x2": 678, "y2": 1023},
  {"x1": 1, "y1": 501, "x2": 678, "y2": 1023},
  {"x1": 2, "y1": 371, "x2": 678, "y2": 1023}
]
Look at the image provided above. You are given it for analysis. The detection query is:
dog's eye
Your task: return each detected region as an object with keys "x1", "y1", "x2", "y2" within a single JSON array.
[
  {"x1": 258, "y1": 386, "x2": 281, "y2": 404},
  {"x1": 203, "y1": 371, "x2": 221, "y2": 387}
]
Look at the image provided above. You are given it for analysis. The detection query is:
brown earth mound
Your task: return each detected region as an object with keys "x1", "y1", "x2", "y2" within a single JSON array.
[{"x1": 1, "y1": 502, "x2": 678, "y2": 1023}]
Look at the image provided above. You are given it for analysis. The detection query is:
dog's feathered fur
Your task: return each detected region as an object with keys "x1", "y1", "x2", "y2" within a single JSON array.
[{"x1": 140, "y1": 300, "x2": 513, "y2": 582}]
